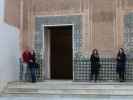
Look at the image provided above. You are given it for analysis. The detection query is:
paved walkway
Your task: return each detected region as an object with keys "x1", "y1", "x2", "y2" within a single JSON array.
[{"x1": 1, "y1": 95, "x2": 133, "y2": 100}]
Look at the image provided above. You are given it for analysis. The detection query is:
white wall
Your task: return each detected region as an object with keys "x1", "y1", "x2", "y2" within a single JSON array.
[
  {"x1": 0, "y1": 0, "x2": 20, "y2": 92},
  {"x1": 0, "y1": 0, "x2": 4, "y2": 22},
  {"x1": 0, "y1": 22, "x2": 20, "y2": 93}
]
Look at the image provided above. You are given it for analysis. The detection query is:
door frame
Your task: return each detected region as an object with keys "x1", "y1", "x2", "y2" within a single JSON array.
[{"x1": 42, "y1": 24, "x2": 74, "y2": 80}]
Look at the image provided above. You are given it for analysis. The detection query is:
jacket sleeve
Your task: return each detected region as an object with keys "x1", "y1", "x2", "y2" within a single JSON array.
[
  {"x1": 122, "y1": 54, "x2": 126, "y2": 63},
  {"x1": 90, "y1": 55, "x2": 93, "y2": 62}
]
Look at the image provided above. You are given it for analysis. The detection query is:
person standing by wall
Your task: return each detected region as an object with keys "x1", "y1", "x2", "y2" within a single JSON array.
[
  {"x1": 116, "y1": 48, "x2": 127, "y2": 82},
  {"x1": 22, "y1": 47, "x2": 32, "y2": 81},
  {"x1": 89, "y1": 49, "x2": 101, "y2": 82},
  {"x1": 29, "y1": 50, "x2": 37, "y2": 83}
]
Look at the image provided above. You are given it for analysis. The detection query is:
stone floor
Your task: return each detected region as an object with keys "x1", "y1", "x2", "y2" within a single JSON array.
[
  {"x1": 1, "y1": 95, "x2": 133, "y2": 100},
  {"x1": 2, "y1": 80, "x2": 133, "y2": 99},
  {"x1": 4, "y1": 80, "x2": 133, "y2": 95}
]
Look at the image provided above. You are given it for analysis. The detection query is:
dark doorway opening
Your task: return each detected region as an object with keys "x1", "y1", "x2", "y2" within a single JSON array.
[{"x1": 47, "y1": 26, "x2": 73, "y2": 80}]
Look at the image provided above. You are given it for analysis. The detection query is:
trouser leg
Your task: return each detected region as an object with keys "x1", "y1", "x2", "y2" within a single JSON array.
[
  {"x1": 95, "y1": 72, "x2": 98, "y2": 81},
  {"x1": 119, "y1": 71, "x2": 123, "y2": 81},
  {"x1": 118, "y1": 71, "x2": 121, "y2": 81},
  {"x1": 20, "y1": 63, "x2": 23, "y2": 80},
  {"x1": 121, "y1": 71, "x2": 125, "y2": 81},
  {"x1": 30, "y1": 63, "x2": 36, "y2": 82},
  {"x1": 95, "y1": 69, "x2": 99, "y2": 81},
  {"x1": 119, "y1": 69, "x2": 125, "y2": 82},
  {"x1": 23, "y1": 63, "x2": 27, "y2": 81},
  {"x1": 31, "y1": 68, "x2": 36, "y2": 82},
  {"x1": 90, "y1": 68, "x2": 95, "y2": 81}
]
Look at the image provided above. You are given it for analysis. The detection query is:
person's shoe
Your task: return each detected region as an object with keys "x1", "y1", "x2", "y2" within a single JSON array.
[
  {"x1": 94, "y1": 80, "x2": 97, "y2": 82},
  {"x1": 120, "y1": 80, "x2": 125, "y2": 82},
  {"x1": 89, "y1": 78, "x2": 93, "y2": 82},
  {"x1": 32, "y1": 80, "x2": 36, "y2": 83}
]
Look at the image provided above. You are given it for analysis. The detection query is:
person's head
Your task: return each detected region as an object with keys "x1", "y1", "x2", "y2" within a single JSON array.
[
  {"x1": 24, "y1": 46, "x2": 31, "y2": 53},
  {"x1": 118, "y1": 48, "x2": 125, "y2": 54},
  {"x1": 92, "y1": 49, "x2": 99, "y2": 56},
  {"x1": 25, "y1": 46, "x2": 30, "y2": 51}
]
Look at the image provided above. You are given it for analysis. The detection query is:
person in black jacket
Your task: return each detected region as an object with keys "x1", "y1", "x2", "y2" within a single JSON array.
[
  {"x1": 29, "y1": 50, "x2": 37, "y2": 83},
  {"x1": 116, "y1": 48, "x2": 126, "y2": 82},
  {"x1": 90, "y1": 49, "x2": 100, "y2": 82}
]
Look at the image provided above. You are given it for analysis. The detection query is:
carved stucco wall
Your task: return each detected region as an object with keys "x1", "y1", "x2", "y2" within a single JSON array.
[
  {"x1": 4, "y1": 0, "x2": 20, "y2": 28},
  {"x1": 126, "y1": 0, "x2": 133, "y2": 8},
  {"x1": 91, "y1": 0, "x2": 116, "y2": 56},
  {"x1": 4, "y1": 0, "x2": 133, "y2": 56},
  {"x1": 32, "y1": 0, "x2": 81, "y2": 12},
  {"x1": 22, "y1": 0, "x2": 90, "y2": 53}
]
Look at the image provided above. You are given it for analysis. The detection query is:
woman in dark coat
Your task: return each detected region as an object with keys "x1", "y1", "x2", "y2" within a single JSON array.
[
  {"x1": 90, "y1": 49, "x2": 101, "y2": 82},
  {"x1": 116, "y1": 48, "x2": 126, "y2": 82}
]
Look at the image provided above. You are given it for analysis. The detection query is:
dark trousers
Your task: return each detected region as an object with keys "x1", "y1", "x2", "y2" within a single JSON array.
[
  {"x1": 29, "y1": 63, "x2": 36, "y2": 82},
  {"x1": 90, "y1": 67, "x2": 99, "y2": 81},
  {"x1": 117, "y1": 66, "x2": 125, "y2": 82}
]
